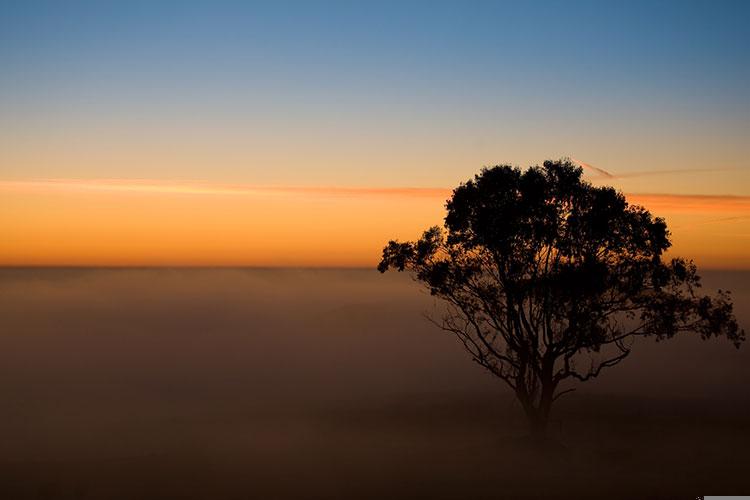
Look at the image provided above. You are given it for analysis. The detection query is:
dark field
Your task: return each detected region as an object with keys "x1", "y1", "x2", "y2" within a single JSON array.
[{"x1": 0, "y1": 268, "x2": 748, "y2": 499}]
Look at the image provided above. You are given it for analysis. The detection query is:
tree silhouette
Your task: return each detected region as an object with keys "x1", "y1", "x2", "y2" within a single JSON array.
[{"x1": 378, "y1": 160, "x2": 744, "y2": 437}]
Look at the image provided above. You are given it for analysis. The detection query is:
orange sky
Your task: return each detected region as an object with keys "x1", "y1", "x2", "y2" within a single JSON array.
[{"x1": 2, "y1": 179, "x2": 748, "y2": 268}]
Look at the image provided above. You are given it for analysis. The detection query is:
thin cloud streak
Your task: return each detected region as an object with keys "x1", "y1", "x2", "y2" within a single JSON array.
[
  {"x1": 571, "y1": 158, "x2": 614, "y2": 178},
  {"x1": 627, "y1": 193, "x2": 750, "y2": 214},
  {"x1": 706, "y1": 215, "x2": 750, "y2": 223},
  {"x1": 2, "y1": 179, "x2": 749, "y2": 215},
  {"x1": 571, "y1": 158, "x2": 728, "y2": 180},
  {"x1": 0, "y1": 179, "x2": 452, "y2": 199},
  {"x1": 613, "y1": 168, "x2": 723, "y2": 179}
]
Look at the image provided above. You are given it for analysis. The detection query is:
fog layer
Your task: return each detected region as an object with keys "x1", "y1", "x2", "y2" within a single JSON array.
[{"x1": 0, "y1": 269, "x2": 748, "y2": 499}]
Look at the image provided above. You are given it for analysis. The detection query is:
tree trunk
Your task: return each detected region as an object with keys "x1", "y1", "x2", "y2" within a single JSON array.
[
  {"x1": 537, "y1": 385, "x2": 554, "y2": 434},
  {"x1": 519, "y1": 381, "x2": 555, "y2": 439},
  {"x1": 529, "y1": 357, "x2": 557, "y2": 439},
  {"x1": 526, "y1": 404, "x2": 551, "y2": 438}
]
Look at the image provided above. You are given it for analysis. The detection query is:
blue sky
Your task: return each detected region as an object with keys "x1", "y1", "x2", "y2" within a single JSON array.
[{"x1": 1, "y1": 0, "x2": 749, "y2": 190}]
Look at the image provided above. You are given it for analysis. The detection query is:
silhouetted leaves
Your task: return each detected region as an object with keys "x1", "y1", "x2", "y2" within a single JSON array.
[{"x1": 379, "y1": 159, "x2": 745, "y2": 435}]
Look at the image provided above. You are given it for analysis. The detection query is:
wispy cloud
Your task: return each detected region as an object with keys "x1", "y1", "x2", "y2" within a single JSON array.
[
  {"x1": 571, "y1": 158, "x2": 614, "y2": 178},
  {"x1": 706, "y1": 215, "x2": 750, "y2": 223},
  {"x1": 2, "y1": 178, "x2": 749, "y2": 216},
  {"x1": 0, "y1": 179, "x2": 452, "y2": 199},
  {"x1": 613, "y1": 168, "x2": 722, "y2": 179},
  {"x1": 571, "y1": 158, "x2": 727, "y2": 180},
  {"x1": 627, "y1": 193, "x2": 750, "y2": 214}
]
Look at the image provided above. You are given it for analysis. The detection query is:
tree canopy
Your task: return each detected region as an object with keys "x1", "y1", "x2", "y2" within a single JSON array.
[{"x1": 378, "y1": 159, "x2": 744, "y2": 435}]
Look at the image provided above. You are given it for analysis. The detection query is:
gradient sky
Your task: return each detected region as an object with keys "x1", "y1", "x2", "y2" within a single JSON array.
[{"x1": 1, "y1": 1, "x2": 749, "y2": 266}]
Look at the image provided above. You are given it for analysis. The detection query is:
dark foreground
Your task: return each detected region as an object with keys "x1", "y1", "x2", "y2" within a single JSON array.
[{"x1": 0, "y1": 268, "x2": 748, "y2": 499}]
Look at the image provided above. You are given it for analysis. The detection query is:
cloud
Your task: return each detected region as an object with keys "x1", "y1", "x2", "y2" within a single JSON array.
[
  {"x1": 0, "y1": 179, "x2": 452, "y2": 199},
  {"x1": 706, "y1": 215, "x2": 750, "y2": 223},
  {"x1": 614, "y1": 168, "x2": 722, "y2": 179},
  {"x1": 2, "y1": 178, "x2": 748, "y2": 215},
  {"x1": 627, "y1": 193, "x2": 750, "y2": 214},
  {"x1": 571, "y1": 158, "x2": 729, "y2": 180},
  {"x1": 571, "y1": 158, "x2": 614, "y2": 178}
]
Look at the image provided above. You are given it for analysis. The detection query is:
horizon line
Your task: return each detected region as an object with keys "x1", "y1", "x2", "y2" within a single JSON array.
[{"x1": 2, "y1": 264, "x2": 749, "y2": 272}]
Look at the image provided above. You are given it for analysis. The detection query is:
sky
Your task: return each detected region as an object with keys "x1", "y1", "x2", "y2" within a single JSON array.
[{"x1": 1, "y1": 0, "x2": 749, "y2": 267}]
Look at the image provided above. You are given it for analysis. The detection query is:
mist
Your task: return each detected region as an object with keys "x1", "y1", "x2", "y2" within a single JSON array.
[{"x1": 0, "y1": 268, "x2": 748, "y2": 498}]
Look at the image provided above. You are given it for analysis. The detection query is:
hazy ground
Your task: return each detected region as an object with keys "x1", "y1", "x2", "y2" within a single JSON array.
[{"x1": 0, "y1": 268, "x2": 748, "y2": 499}]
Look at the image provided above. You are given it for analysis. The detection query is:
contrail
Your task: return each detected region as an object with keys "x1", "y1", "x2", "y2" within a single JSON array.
[
  {"x1": 571, "y1": 158, "x2": 729, "y2": 179},
  {"x1": 571, "y1": 158, "x2": 615, "y2": 178}
]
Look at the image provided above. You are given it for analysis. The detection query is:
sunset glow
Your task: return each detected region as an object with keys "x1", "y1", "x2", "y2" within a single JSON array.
[
  {"x1": 1, "y1": 1, "x2": 748, "y2": 268},
  {"x1": 2, "y1": 178, "x2": 749, "y2": 268}
]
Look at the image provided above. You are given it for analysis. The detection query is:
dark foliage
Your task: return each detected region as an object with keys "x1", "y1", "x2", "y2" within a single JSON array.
[{"x1": 378, "y1": 159, "x2": 745, "y2": 435}]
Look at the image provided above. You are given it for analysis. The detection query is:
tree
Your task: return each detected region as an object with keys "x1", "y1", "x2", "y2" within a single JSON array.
[{"x1": 378, "y1": 159, "x2": 744, "y2": 437}]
